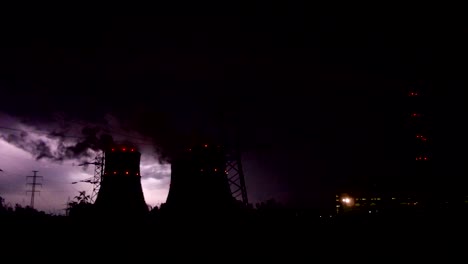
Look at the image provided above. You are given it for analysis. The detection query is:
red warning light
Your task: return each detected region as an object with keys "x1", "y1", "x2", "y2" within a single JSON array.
[
  {"x1": 214, "y1": 168, "x2": 218, "y2": 172},
  {"x1": 114, "y1": 171, "x2": 117, "y2": 174},
  {"x1": 111, "y1": 148, "x2": 115, "y2": 151},
  {"x1": 416, "y1": 135, "x2": 428, "y2": 141},
  {"x1": 204, "y1": 144, "x2": 208, "y2": 148},
  {"x1": 188, "y1": 148, "x2": 192, "y2": 152},
  {"x1": 136, "y1": 173, "x2": 139, "y2": 176},
  {"x1": 131, "y1": 148, "x2": 134, "y2": 152},
  {"x1": 122, "y1": 148, "x2": 126, "y2": 151},
  {"x1": 415, "y1": 156, "x2": 429, "y2": 160},
  {"x1": 125, "y1": 171, "x2": 129, "y2": 175}
]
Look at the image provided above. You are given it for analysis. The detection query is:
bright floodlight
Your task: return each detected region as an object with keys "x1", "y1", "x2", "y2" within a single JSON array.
[{"x1": 342, "y1": 198, "x2": 350, "y2": 203}]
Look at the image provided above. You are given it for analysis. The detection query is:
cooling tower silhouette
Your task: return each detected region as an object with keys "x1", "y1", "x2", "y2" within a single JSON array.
[
  {"x1": 165, "y1": 143, "x2": 235, "y2": 214},
  {"x1": 94, "y1": 145, "x2": 148, "y2": 216}
]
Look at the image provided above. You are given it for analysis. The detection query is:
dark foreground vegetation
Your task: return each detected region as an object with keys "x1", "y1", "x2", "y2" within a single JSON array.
[{"x1": 1, "y1": 197, "x2": 466, "y2": 260}]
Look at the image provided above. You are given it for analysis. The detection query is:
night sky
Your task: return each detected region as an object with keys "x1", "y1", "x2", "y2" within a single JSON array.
[{"x1": 0, "y1": 5, "x2": 466, "y2": 211}]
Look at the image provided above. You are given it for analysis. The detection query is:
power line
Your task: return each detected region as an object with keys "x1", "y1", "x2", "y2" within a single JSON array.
[{"x1": 26, "y1": 170, "x2": 43, "y2": 209}]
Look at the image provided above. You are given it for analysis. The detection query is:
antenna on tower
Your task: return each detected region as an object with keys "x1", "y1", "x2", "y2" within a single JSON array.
[{"x1": 78, "y1": 152, "x2": 104, "y2": 203}]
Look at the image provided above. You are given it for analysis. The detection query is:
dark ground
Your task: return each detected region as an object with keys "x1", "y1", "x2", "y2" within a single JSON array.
[{"x1": 1, "y1": 209, "x2": 466, "y2": 260}]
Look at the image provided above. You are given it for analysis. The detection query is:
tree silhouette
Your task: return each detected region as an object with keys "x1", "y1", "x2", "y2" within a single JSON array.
[
  {"x1": 74, "y1": 191, "x2": 90, "y2": 204},
  {"x1": 0, "y1": 196, "x2": 5, "y2": 215},
  {"x1": 67, "y1": 191, "x2": 93, "y2": 218}
]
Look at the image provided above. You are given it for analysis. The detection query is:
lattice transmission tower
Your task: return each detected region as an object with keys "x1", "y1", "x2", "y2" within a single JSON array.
[
  {"x1": 226, "y1": 147, "x2": 248, "y2": 205},
  {"x1": 76, "y1": 152, "x2": 105, "y2": 203}
]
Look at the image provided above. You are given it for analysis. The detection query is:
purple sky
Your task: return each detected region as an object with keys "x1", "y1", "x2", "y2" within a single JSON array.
[
  {"x1": 0, "y1": 111, "x2": 285, "y2": 213},
  {"x1": 0, "y1": 113, "x2": 171, "y2": 213}
]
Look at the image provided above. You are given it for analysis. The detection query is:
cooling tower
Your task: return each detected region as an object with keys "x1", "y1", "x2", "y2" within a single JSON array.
[
  {"x1": 94, "y1": 145, "x2": 148, "y2": 216},
  {"x1": 165, "y1": 143, "x2": 235, "y2": 214}
]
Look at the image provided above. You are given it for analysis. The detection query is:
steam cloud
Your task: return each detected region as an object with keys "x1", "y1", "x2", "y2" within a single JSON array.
[
  {"x1": 0, "y1": 123, "x2": 115, "y2": 163},
  {"x1": 0, "y1": 111, "x2": 184, "y2": 166},
  {"x1": 0, "y1": 112, "x2": 231, "y2": 166}
]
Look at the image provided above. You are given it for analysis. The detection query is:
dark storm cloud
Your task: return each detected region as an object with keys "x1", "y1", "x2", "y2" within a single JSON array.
[
  {"x1": 1, "y1": 132, "x2": 54, "y2": 160},
  {"x1": 55, "y1": 128, "x2": 114, "y2": 159},
  {"x1": 1, "y1": 7, "x2": 459, "y2": 208},
  {"x1": 0, "y1": 120, "x2": 116, "y2": 162}
]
